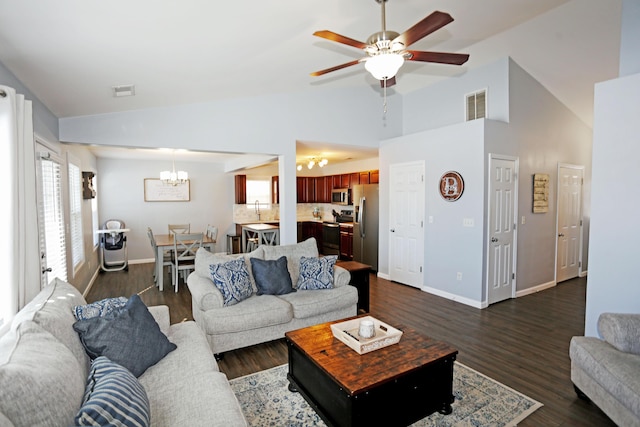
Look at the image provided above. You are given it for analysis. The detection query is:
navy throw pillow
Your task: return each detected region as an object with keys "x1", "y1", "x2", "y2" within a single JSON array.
[
  {"x1": 75, "y1": 356, "x2": 150, "y2": 427},
  {"x1": 250, "y1": 256, "x2": 295, "y2": 295},
  {"x1": 73, "y1": 294, "x2": 177, "y2": 377}
]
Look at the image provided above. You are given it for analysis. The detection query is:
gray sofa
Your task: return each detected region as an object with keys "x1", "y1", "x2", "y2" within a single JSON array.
[
  {"x1": 0, "y1": 278, "x2": 247, "y2": 427},
  {"x1": 570, "y1": 313, "x2": 640, "y2": 427},
  {"x1": 187, "y1": 237, "x2": 359, "y2": 355}
]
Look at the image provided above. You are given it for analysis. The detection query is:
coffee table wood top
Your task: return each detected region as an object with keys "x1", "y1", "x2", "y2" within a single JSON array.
[{"x1": 285, "y1": 315, "x2": 458, "y2": 395}]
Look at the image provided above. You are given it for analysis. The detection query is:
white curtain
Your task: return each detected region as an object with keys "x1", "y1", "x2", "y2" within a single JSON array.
[{"x1": 0, "y1": 85, "x2": 40, "y2": 322}]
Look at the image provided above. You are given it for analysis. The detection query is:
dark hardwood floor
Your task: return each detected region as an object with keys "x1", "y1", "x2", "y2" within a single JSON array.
[{"x1": 88, "y1": 262, "x2": 615, "y2": 427}]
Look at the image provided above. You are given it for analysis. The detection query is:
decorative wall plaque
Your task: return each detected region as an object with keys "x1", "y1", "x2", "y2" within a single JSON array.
[
  {"x1": 144, "y1": 178, "x2": 190, "y2": 202},
  {"x1": 439, "y1": 171, "x2": 464, "y2": 202},
  {"x1": 532, "y1": 173, "x2": 549, "y2": 213}
]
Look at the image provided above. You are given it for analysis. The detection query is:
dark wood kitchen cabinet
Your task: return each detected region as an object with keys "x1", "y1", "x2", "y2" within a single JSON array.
[
  {"x1": 271, "y1": 176, "x2": 279, "y2": 204},
  {"x1": 339, "y1": 224, "x2": 353, "y2": 261},
  {"x1": 234, "y1": 175, "x2": 246, "y2": 204}
]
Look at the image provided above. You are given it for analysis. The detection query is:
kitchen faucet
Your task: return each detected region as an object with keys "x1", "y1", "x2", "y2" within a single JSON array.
[{"x1": 255, "y1": 200, "x2": 261, "y2": 221}]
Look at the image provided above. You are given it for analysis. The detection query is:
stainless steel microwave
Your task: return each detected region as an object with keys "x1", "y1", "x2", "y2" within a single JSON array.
[{"x1": 331, "y1": 188, "x2": 350, "y2": 205}]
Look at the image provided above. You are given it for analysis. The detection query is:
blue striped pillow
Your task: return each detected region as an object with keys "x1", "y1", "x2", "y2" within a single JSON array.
[{"x1": 75, "y1": 356, "x2": 150, "y2": 427}]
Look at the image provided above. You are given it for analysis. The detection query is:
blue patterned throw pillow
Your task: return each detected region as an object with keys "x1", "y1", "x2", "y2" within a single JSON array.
[
  {"x1": 73, "y1": 296, "x2": 128, "y2": 320},
  {"x1": 75, "y1": 356, "x2": 150, "y2": 427},
  {"x1": 297, "y1": 256, "x2": 337, "y2": 290},
  {"x1": 209, "y1": 258, "x2": 254, "y2": 306}
]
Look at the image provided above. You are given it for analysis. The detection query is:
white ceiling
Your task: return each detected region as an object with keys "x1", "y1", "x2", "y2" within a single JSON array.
[{"x1": 0, "y1": 0, "x2": 622, "y2": 164}]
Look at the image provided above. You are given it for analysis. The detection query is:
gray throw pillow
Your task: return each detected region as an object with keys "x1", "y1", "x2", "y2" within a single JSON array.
[
  {"x1": 73, "y1": 294, "x2": 177, "y2": 377},
  {"x1": 250, "y1": 256, "x2": 295, "y2": 295}
]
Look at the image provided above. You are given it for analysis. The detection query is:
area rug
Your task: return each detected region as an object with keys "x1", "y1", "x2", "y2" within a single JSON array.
[{"x1": 230, "y1": 363, "x2": 542, "y2": 427}]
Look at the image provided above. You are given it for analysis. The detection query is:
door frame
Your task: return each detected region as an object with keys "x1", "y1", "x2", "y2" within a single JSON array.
[
  {"x1": 555, "y1": 163, "x2": 584, "y2": 283},
  {"x1": 485, "y1": 153, "x2": 519, "y2": 304}
]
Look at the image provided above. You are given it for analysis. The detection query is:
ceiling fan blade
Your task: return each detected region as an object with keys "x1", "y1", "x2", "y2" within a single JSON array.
[
  {"x1": 407, "y1": 50, "x2": 470, "y2": 65},
  {"x1": 310, "y1": 59, "x2": 362, "y2": 77},
  {"x1": 313, "y1": 30, "x2": 368, "y2": 49},
  {"x1": 393, "y1": 11, "x2": 454, "y2": 48},
  {"x1": 379, "y1": 76, "x2": 396, "y2": 88}
]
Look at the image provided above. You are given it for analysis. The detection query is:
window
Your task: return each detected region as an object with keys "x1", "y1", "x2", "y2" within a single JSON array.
[
  {"x1": 246, "y1": 177, "x2": 271, "y2": 208},
  {"x1": 68, "y1": 159, "x2": 85, "y2": 274},
  {"x1": 91, "y1": 175, "x2": 99, "y2": 247},
  {"x1": 466, "y1": 89, "x2": 487, "y2": 121},
  {"x1": 37, "y1": 152, "x2": 67, "y2": 288}
]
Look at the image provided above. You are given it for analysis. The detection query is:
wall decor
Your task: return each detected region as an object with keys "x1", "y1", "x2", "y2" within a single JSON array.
[
  {"x1": 532, "y1": 173, "x2": 549, "y2": 213},
  {"x1": 439, "y1": 171, "x2": 464, "y2": 202},
  {"x1": 144, "y1": 178, "x2": 190, "y2": 202},
  {"x1": 82, "y1": 171, "x2": 96, "y2": 199}
]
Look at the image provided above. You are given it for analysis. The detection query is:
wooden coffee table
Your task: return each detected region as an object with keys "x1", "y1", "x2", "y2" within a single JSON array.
[{"x1": 285, "y1": 316, "x2": 458, "y2": 427}]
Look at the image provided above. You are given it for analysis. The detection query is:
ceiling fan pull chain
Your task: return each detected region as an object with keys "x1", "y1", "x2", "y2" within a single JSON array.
[{"x1": 383, "y1": 77, "x2": 388, "y2": 115}]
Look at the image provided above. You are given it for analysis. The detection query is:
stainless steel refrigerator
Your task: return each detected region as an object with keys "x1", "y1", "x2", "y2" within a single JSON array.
[{"x1": 352, "y1": 184, "x2": 379, "y2": 272}]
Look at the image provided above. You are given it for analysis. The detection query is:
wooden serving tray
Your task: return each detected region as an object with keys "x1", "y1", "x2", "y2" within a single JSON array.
[{"x1": 330, "y1": 316, "x2": 403, "y2": 354}]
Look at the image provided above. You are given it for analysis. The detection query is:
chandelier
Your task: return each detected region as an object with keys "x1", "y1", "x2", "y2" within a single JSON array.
[
  {"x1": 160, "y1": 153, "x2": 188, "y2": 186},
  {"x1": 297, "y1": 157, "x2": 328, "y2": 171}
]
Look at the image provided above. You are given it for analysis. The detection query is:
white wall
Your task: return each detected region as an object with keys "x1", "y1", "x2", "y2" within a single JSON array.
[
  {"x1": 487, "y1": 59, "x2": 593, "y2": 292},
  {"x1": 402, "y1": 57, "x2": 510, "y2": 135},
  {"x1": 380, "y1": 120, "x2": 486, "y2": 306},
  {"x1": 587, "y1": 72, "x2": 640, "y2": 336},
  {"x1": 620, "y1": 0, "x2": 640, "y2": 76},
  {"x1": 96, "y1": 158, "x2": 234, "y2": 261}
]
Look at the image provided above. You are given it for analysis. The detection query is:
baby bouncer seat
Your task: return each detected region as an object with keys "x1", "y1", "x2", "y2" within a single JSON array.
[{"x1": 99, "y1": 219, "x2": 128, "y2": 272}]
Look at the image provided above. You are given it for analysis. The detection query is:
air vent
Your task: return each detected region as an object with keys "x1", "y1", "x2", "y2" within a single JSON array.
[
  {"x1": 112, "y1": 84, "x2": 135, "y2": 97},
  {"x1": 466, "y1": 89, "x2": 486, "y2": 121}
]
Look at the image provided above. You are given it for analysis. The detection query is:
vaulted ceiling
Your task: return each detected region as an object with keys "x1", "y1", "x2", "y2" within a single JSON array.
[{"x1": 0, "y1": 0, "x2": 622, "y2": 164}]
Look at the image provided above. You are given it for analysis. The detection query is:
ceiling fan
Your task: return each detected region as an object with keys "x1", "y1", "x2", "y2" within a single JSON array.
[{"x1": 310, "y1": 0, "x2": 470, "y2": 88}]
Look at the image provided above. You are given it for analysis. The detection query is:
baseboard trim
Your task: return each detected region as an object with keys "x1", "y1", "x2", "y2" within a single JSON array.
[
  {"x1": 421, "y1": 286, "x2": 486, "y2": 309},
  {"x1": 377, "y1": 271, "x2": 391, "y2": 280},
  {"x1": 579, "y1": 270, "x2": 588, "y2": 278},
  {"x1": 515, "y1": 280, "x2": 556, "y2": 298}
]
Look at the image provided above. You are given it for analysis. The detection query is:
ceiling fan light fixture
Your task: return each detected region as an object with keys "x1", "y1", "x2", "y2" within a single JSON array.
[{"x1": 365, "y1": 53, "x2": 404, "y2": 80}]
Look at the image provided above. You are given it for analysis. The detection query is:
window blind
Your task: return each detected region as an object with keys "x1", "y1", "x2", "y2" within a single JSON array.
[
  {"x1": 39, "y1": 158, "x2": 67, "y2": 286},
  {"x1": 68, "y1": 162, "x2": 84, "y2": 273}
]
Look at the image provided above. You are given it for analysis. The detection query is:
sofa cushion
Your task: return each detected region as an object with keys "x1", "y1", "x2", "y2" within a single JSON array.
[
  {"x1": 75, "y1": 356, "x2": 150, "y2": 427},
  {"x1": 73, "y1": 294, "x2": 177, "y2": 377},
  {"x1": 209, "y1": 258, "x2": 255, "y2": 306},
  {"x1": 11, "y1": 277, "x2": 90, "y2": 376},
  {"x1": 73, "y1": 296, "x2": 128, "y2": 320},
  {"x1": 198, "y1": 295, "x2": 293, "y2": 335},
  {"x1": 598, "y1": 313, "x2": 640, "y2": 356},
  {"x1": 250, "y1": 256, "x2": 295, "y2": 295},
  {"x1": 262, "y1": 237, "x2": 319, "y2": 287},
  {"x1": 297, "y1": 255, "x2": 337, "y2": 290},
  {"x1": 279, "y1": 285, "x2": 359, "y2": 319},
  {"x1": 0, "y1": 321, "x2": 86, "y2": 427}
]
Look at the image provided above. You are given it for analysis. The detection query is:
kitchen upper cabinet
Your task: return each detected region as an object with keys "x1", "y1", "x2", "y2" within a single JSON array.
[
  {"x1": 271, "y1": 176, "x2": 279, "y2": 204},
  {"x1": 350, "y1": 173, "x2": 360, "y2": 188},
  {"x1": 235, "y1": 175, "x2": 246, "y2": 204},
  {"x1": 370, "y1": 170, "x2": 379, "y2": 183},
  {"x1": 315, "y1": 176, "x2": 332, "y2": 203},
  {"x1": 340, "y1": 174, "x2": 350, "y2": 189},
  {"x1": 359, "y1": 172, "x2": 370, "y2": 185}
]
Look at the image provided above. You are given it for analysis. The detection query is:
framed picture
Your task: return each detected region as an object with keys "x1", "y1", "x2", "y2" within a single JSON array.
[{"x1": 144, "y1": 178, "x2": 190, "y2": 202}]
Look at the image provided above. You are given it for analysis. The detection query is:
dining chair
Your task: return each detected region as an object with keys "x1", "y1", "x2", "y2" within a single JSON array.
[
  {"x1": 172, "y1": 232, "x2": 203, "y2": 292},
  {"x1": 147, "y1": 227, "x2": 172, "y2": 285},
  {"x1": 168, "y1": 223, "x2": 190, "y2": 235},
  {"x1": 205, "y1": 225, "x2": 218, "y2": 252}
]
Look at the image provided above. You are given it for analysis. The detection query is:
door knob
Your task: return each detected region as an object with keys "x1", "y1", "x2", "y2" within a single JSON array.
[
  {"x1": 558, "y1": 233, "x2": 565, "y2": 237},
  {"x1": 42, "y1": 267, "x2": 52, "y2": 274},
  {"x1": 390, "y1": 229, "x2": 395, "y2": 233},
  {"x1": 491, "y1": 237, "x2": 498, "y2": 242}
]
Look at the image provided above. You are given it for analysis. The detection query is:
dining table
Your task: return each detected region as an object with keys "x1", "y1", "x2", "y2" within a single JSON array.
[
  {"x1": 154, "y1": 233, "x2": 216, "y2": 291},
  {"x1": 241, "y1": 223, "x2": 280, "y2": 253}
]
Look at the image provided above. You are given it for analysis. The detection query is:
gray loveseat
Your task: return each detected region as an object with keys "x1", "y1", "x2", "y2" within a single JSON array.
[
  {"x1": 187, "y1": 237, "x2": 359, "y2": 355},
  {"x1": 0, "y1": 278, "x2": 247, "y2": 427},
  {"x1": 569, "y1": 313, "x2": 640, "y2": 427}
]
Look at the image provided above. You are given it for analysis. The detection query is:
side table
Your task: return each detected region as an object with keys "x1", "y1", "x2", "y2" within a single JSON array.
[{"x1": 336, "y1": 260, "x2": 371, "y2": 313}]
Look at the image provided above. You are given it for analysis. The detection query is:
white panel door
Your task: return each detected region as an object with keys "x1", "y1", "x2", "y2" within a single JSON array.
[
  {"x1": 389, "y1": 162, "x2": 424, "y2": 288},
  {"x1": 487, "y1": 156, "x2": 518, "y2": 305},
  {"x1": 557, "y1": 165, "x2": 583, "y2": 283}
]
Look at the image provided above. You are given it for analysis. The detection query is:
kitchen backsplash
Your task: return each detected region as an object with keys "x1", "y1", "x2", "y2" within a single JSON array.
[{"x1": 233, "y1": 203, "x2": 347, "y2": 223}]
